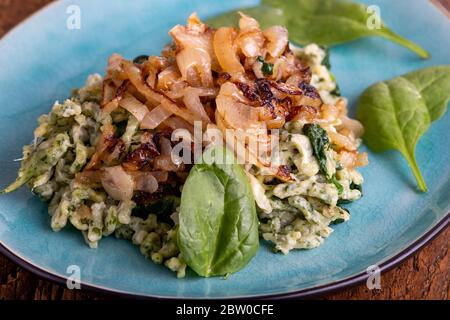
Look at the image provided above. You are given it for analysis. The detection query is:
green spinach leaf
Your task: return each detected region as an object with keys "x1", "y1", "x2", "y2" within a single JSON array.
[
  {"x1": 178, "y1": 146, "x2": 259, "y2": 277},
  {"x1": 133, "y1": 196, "x2": 180, "y2": 225},
  {"x1": 207, "y1": 0, "x2": 429, "y2": 59},
  {"x1": 303, "y1": 124, "x2": 344, "y2": 194},
  {"x1": 357, "y1": 66, "x2": 450, "y2": 192},
  {"x1": 303, "y1": 123, "x2": 331, "y2": 178}
]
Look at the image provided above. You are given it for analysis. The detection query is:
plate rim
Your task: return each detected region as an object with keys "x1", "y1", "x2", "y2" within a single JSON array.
[
  {"x1": 0, "y1": 0, "x2": 449, "y2": 300},
  {"x1": 1, "y1": 214, "x2": 448, "y2": 299}
]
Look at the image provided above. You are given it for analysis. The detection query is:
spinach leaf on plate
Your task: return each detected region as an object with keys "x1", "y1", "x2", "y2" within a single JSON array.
[
  {"x1": 178, "y1": 146, "x2": 259, "y2": 277},
  {"x1": 207, "y1": 0, "x2": 429, "y2": 59},
  {"x1": 357, "y1": 66, "x2": 450, "y2": 192}
]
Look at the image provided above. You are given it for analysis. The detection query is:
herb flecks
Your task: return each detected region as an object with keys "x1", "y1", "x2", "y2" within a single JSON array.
[{"x1": 257, "y1": 56, "x2": 274, "y2": 76}]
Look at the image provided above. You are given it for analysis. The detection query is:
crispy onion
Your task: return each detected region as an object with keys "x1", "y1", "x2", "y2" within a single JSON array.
[
  {"x1": 75, "y1": 170, "x2": 102, "y2": 187},
  {"x1": 216, "y1": 82, "x2": 262, "y2": 130},
  {"x1": 92, "y1": 13, "x2": 367, "y2": 189},
  {"x1": 341, "y1": 116, "x2": 364, "y2": 139},
  {"x1": 159, "y1": 137, "x2": 173, "y2": 156},
  {"x1": 263, "y1": 26, "x2": 289, "y2": 58},
  {"x1": 106, "y1": 54, "x2": 126, "y2": 86},
  {"x1": 128, "y1": 171, "x2": 169, "y2": 192},
  {"x1": 327, "y1": 130, "x2": 357, "y2": 151},
  {"x1": 123, "y1": 61, "x2": 196, "y2": 124},
  {"x1": 101, "y1": 166, "x2": 134, "y2": 201},
  {"x1": 183, "y1": 87, "x2": 211, "y2": 122},
  {"x1": 338, "y1": 151, "x2": 369, "y2": 168},
  {"x1": 118, "y1": 93, "x2": 149, "y2": 122},
  {"x1": 140, "y1": 104, "x2": 173, "y2": 130},
  {"x1": 213, "y1": 27, "x2": 244, "y2": 74},
  {"x1": 169, "y1": 13, "x2": 219, "y2": 71},
  {"x1": 85, "y1": 124, "x2": 115, "y2": 170},
  {"x1": 236, "y1": 13, "x2": 264, "y2": 58},
  {"x1": 156, "y1": 66, "x2": 181, "y2": 91},
  {"x1": 163, "y1": 116, "x2": 194, "y2": 133},
  {"x1": 356, "y1": 152, "x2": 369, "y2": 167},
  {"x1": 102, "y1": 81, "x2": 116, "y2": 105},
  {"x1": 320, "y1": 103, "x2": 340, "y2": 122},
  {"x1": 153, "y1": 154, "x2": 181, "y2": 172},
  {"x1": 176, "y1": 47, "x2": 213, "y2": 87},
  {"x1": 132, "y1": 172, "x2": 159, "y2": 193}
]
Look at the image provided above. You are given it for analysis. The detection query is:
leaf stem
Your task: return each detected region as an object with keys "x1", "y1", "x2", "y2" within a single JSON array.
[
  {"x1": 403, "y1": 150, "x2": 428, "y2": 192},
  {"x1": 379, "y1": 29, "x2": 430, "y2": 59}
]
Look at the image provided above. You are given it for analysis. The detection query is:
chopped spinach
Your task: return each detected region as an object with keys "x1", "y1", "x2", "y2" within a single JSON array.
[
  {"x1": 337, "y1": 199, "x2": 352, "y2": 206},
  {"x1": 133, "y1": 55, "x2": 149, "y2": 64},
  {"x1": 303, "y1": 123, "x2": 330, "y2": 176},
  {"x1": 330, "y1": 83, "x2": 341, "y2": 97},
  {"x1": 319, "y1": 45, "x2": 331, "y2": 70},
  {"x1": 350, "y1": 182, "x2": 363, "y2": 193},
  {"x1": 331, "y1": 218, "x2": 345, "y2": 225},
  {"x1": 330, "y1": 175, "x2": 344, "y2": 195},
  {"x1": 257, "y1": 56, "x2": 274, "y2": 76},
  {"x1": 304, "y1": 123, "x2": 344, "y2": 194},
  {"x1": 114, "y1": 120, "x2": 128, "y2": 138},
  {"x1": 133, "y1": 196, "x2": 180, "y2": 225}
]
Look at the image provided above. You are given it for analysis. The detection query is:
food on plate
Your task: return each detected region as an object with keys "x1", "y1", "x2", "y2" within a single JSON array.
[{"x1": 2, "y1": 13, "x2": 368, "y2": 277}]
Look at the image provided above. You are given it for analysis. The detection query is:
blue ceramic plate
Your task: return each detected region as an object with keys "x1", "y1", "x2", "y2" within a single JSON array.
[{"x1": 0, "y1": 0, "x2": 449, "y2": 299}]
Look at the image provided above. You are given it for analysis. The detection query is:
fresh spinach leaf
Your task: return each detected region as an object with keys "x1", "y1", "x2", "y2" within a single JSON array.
[
  {"x1": 357, "y1": 66, "x2": 450, "y2": 192},
  {"x1": 178, "y1": 146, "x2": 259, "y2": 277},
  {"x1": 207, "y1": 0, "x2": 429, "y2": 59}
]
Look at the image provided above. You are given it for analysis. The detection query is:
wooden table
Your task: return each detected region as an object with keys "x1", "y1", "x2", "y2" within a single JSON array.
[{"x1": 0, "y1": 0, "x2": 449, "y2": 300}]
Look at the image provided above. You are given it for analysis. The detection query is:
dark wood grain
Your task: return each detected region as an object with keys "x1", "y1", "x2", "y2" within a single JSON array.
[{"x1": 0, "y1": 0, "x2": 448, "y2": 300}]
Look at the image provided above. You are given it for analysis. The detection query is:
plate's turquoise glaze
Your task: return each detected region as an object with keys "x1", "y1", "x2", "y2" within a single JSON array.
[{"x1": 0, "y1": 0, "x2": 449, "y2": 298}]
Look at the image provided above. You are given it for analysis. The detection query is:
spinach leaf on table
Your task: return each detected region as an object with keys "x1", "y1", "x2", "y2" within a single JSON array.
[
  {"x1": 178, "y1": 146, "x2": 259, "y2": 277},
  {"x1": 357, "y1": 66, "x2": 450, "y2": 192},
  {"x1": 207, "y1": 0, "x2": 429, "y2": 59}
]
